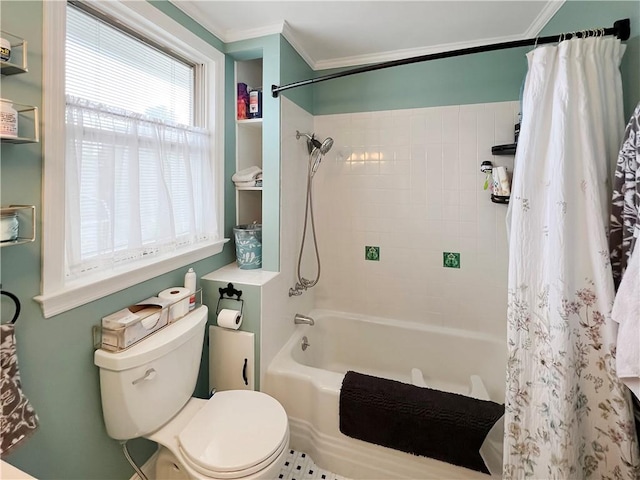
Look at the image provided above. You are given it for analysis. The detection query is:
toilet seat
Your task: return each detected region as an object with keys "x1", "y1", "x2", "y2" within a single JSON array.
[{"x1": 178, "y1": 391, "x2": 289, "y2": 479}]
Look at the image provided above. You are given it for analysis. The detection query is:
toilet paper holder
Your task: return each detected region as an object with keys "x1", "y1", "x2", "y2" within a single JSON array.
[{"x1": 215, "y1": 282, "x2": 244, "y2": 317}]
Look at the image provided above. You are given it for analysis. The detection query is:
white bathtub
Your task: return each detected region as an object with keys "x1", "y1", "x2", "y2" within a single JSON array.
[{"x1": 264, "y1": 309, "x2": 506, "y2": 479}]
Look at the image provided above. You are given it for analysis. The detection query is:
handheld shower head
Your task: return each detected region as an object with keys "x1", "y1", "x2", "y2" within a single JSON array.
[
  {"x1": 310, "y1": 148, "x2": 322, "y2": 175},
  {"x1": 296, "y1": 131, "x2": 334, "y2": 156},
  {"x1": 296, "y1": 130, "x2": 334, "y2": 176},
  {"x1": 319, "y1": 137, "x2": 334, "y2": 155}
]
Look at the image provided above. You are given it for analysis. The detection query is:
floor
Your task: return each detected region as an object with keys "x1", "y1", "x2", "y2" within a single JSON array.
[{"x1": 278, "y1": 450, "x2": 349, "y2": 480}]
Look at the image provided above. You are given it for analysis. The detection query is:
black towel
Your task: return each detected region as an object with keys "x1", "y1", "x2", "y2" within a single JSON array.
[{"x1": 339, "y1": 371, "x2": 504, "y2": 473}]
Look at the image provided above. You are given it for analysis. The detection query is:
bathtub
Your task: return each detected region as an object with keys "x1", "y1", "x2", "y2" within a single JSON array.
[{"x1": 264, "y1": 309, "x2": 506, "y2": 479}]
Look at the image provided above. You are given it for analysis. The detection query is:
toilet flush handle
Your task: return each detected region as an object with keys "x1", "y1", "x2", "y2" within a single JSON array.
[{"x1": 132, "y1": 368, "x2": 157, "y2": 385}]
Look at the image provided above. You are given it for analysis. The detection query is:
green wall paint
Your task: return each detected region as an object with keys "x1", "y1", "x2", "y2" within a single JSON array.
[
  {"x1": 312, "y1": 47, "x2": 529, "y2": 115},
  {"x1": 279, "y1": 36, "x2": 314, "y2": 113},
  {"x1": 0, "y1": 2, "x2": 235, "y2": 479}
]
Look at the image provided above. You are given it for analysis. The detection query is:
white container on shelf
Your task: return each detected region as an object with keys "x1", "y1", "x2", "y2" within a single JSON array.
[{"x1": 0, "y1": 99, "x2": 18, "y2": 137}]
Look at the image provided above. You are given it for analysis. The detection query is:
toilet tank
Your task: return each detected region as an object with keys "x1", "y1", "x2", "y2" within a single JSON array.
[{"x1": 94, "y1": 305, "x2": 208, "y2": 440}]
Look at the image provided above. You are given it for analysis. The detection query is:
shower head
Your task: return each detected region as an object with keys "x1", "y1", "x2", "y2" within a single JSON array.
[
  {"x1": 296, "y1": 131, "x2": 334, "y2": 156},
  {"x1": 318, "y1": 137, "x2": 334, "y2": 155},
  {"x1": 296, "y1": 130, "x2": 334, "y2": 176},
  {"x1": 310, "y1": 148, "x2": 322, "y2": 175}
]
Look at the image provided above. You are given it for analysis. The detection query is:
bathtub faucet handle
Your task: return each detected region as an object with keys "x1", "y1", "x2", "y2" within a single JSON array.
[{"x1": 294, "y1": 313, "x2": 315, "y2": 326}]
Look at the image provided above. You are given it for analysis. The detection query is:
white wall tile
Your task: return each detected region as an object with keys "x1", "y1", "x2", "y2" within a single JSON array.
[
  {"x1": 441, "y1": 106, "x2": 460, "y2": 144},
  {"x1": 309, "y1": 101, "x2": 517, "y2": 336}
]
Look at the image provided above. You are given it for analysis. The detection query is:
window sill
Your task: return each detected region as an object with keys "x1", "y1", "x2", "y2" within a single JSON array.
[{"x1": 34, "y1": 239, "x2": 229, "y2": 318}]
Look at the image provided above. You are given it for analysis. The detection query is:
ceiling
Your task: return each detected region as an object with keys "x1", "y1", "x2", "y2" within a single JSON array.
[{"x1": 174, "y1": 1, "x2": 565, "y2": 70}]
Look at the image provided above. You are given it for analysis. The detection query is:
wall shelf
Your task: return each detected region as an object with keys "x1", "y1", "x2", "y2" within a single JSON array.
[
  {"x1": 0, "y1": 205, "x2": 36, "y2": 247},
  {"x1": 1, "y1": 62, "x2": 27, "y2": 76},
  {"x1": 491, "y1": 194, "x2": 510, "y2": 204},
  {"x1": 237, "y1": 118, "x2": 263, "y2": 128},
  {"x1": 0, "y1": 31, "x2": 28, "y2": 75},
  {"x1": 235, "y1": 58, "x2": 263, "y2": 226},
  {"x1": 0, "y1": 104, "x2": 39, "y2": 143},
  {"x1": 491, "y1": 143, "x2": 517, "y2": 155}
]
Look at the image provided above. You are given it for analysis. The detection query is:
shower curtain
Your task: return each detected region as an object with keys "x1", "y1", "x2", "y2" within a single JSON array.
[{"x1": 504, "y1": 37, "x2": 640, "y2": 479}]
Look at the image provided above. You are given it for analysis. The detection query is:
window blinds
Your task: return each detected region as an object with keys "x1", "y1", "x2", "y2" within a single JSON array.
[{"x1": 66, "y1": 4, "x2": 194, "y2": 125}]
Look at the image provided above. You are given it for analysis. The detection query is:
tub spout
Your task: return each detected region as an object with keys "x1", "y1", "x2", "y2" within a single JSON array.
[{"x1": 294, "y1": 313, "x2": 315, "y2": 326}]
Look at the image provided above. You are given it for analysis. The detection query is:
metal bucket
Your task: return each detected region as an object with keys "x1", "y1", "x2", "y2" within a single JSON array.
[{"x1": 233, "y1": 223, "x2": 262, "y2": 269}]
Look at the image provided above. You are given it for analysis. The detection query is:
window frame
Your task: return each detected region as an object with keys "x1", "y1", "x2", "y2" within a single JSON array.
[{"x1": 37, "y1": 0, "x2": 226, "y2": 318}]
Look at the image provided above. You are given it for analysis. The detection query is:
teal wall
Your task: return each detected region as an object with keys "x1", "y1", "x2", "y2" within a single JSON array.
[
  {"x1": 311, "y1": 0, "x2": 640, "y2": 116},
  {"x1": 0, "y1": 1, "x2": 236, "y2": 479},
  {"x1": 279, "y1": 36, "x2": 314, "y2": 113},
  {"x1": 312, "y1": 47, "x2": 529, "y2": 115}
]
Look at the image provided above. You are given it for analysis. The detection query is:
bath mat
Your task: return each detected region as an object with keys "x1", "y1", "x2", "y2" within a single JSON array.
[{"x1": 339, "y1": 371, "x2": 504, "y2": 473}]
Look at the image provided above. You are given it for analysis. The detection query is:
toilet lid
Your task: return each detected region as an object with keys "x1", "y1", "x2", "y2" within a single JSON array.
[{"x1": 178, "y1": 390, "x2": 288, "y2": 476}]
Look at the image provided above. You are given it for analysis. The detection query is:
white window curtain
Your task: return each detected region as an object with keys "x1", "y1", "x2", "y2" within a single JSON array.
[{"x1": 65, "y1": 95, "x2": 218, "y2": 279}]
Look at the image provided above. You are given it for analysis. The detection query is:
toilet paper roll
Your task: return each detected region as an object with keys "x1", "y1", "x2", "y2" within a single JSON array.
[
  {"x1": 158, "y1": 287, "x2": 190, "y2": 322},
  {"x1": 217, "y1": 309, "x2": 243, "y2": 330}
]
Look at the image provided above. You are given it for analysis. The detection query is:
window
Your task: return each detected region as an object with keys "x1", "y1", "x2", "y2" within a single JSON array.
[{"x1": 38, "y1": 1, "x2": 225, "y2": 317}]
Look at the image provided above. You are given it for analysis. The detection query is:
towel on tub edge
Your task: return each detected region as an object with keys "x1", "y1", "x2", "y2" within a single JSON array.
[{"x1": 339, "y1": 370, "x2": 504, "y2": 474}]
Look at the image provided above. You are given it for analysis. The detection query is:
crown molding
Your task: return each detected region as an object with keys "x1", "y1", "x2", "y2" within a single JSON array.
[
  {"x1": 281, "y1": 20, "x2": 316, "y2": 69},
  {"x1": 173, "y1": 1, "x2": 283, "y2": 44},
  {"x1": 172, "y1": 1, "x2": 227, "y2": 41},
  {"x1": 524, "y1": 0, "x2": 565, "y2": 38},
  {"x1": 224, "y1": 22, "x2": 285, "y2": 43},
  {"x1": 312, "y1": 32, "x2": 526, "y2": 71}
]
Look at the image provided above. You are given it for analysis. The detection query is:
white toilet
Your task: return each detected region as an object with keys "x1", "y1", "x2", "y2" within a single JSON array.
[{"x1": 94, "y1": 306, "x2": 289, "y2": 480}]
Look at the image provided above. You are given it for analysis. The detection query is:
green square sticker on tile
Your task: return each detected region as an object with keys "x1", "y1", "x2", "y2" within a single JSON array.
[
  {"x1": 443, "y1": 252, "x2": 460, "y2": 268},
  {"x1": 365, "y1": 246, "x2": 380, "y2": 261}
]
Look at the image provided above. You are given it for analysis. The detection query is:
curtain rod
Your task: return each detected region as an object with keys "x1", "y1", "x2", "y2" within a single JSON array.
[{"x1": 271, "y1": 18, "x2": 630, "y2": 98}]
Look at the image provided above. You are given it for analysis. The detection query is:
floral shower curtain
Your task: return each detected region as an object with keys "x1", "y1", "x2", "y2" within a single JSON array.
[{"x1": 504, "y1": 37, "x2": 640, "y2": 479}]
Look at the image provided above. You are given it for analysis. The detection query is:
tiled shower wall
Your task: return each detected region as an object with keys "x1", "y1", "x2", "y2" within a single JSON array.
[{"x1": 311, "y1": 101, "x2": 519, "y2": 337}]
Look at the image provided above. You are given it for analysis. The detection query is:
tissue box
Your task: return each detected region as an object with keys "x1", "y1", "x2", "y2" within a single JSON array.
[{"x1": 101, "y1": 297, "x2": 172, "y2": 351}]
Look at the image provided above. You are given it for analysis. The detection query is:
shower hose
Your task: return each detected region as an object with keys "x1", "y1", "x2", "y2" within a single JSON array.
[{"x1": 290, "y1": 153, "x2": 322, "y2": 296}]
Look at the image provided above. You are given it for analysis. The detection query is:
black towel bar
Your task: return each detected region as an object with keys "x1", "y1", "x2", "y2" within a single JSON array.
[{"x1": 1, "y1": 288, "x2": 21, "y2": 324}]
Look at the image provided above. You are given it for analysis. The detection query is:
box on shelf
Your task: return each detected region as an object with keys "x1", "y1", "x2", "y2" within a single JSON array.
[{"x1": 100, "y1": 297, "x2": 172, "y2": 351}]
